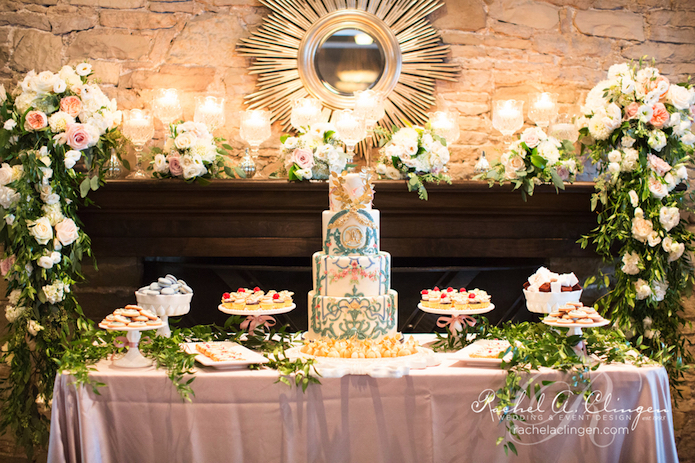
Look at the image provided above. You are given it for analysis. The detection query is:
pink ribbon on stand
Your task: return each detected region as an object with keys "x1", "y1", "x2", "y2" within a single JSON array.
[
  {"x1": 437, "y1": 314, "x2": 477, "y2": 334},
  {"x1": 240, "y1": 315, "x2": 276, "y2": 333}
]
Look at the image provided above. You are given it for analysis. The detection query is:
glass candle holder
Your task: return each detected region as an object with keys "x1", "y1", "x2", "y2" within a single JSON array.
[
  {"x1": 528, "y1": 92, "x2": 558, "y2": 128},
  {"x1": 549, "y1": 113, "x2": 579, "y2": 143},
  {"x1": 428, "y1": 111, "x2": 460, "y2": 145},
  {"x1": 239, "y1": 109, "x2": 271, "y2": 178},
  {"x1": 492, "y1": 100, "x2": 524, "y2": 142},
  {"x1": 122, "y1": 109, "x2": 154, "y2": 180},
  {"x1": 354, "y1": 89, "x2": 385, "y2": 133},
  {"x1": 290, "y1": 98, "x2": 322, "y2": 131},
  {"x1": 334, "y1": 109, "x2": 366, "y2": 169},
  {"x1": 195, "y1": 96, "x2": 226, "y2": 132},
  {"x1": 152, "y1": 89, "x2": 181, "y2": 126}
]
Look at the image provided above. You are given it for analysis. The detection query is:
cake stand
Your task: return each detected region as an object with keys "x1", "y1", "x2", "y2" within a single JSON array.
[
  {"x1": 98, "y1": 323, "x2": 161, "y2": 369},
  {"x1": 135, "y1": 290, "x2": 193, "y2": 338},
  {"x1": 218, "y1": 303, "x2": 296, "y2": 332},
  {"x1": 418, "y1": 303, "x2": 495, "y2": 334}
]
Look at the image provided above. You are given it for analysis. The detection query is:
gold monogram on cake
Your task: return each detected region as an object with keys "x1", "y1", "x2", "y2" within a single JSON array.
[
  {"x1": 327, "y1": 170, "x2": 377, "y2": 231},
  {"x1": 342, "y1": 226, "x2": 365, "y2": 249}
]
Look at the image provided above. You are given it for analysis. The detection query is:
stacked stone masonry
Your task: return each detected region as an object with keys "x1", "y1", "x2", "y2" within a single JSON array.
[{"x1": 0, "y1": 0, "x2": 694, "y2": 461}]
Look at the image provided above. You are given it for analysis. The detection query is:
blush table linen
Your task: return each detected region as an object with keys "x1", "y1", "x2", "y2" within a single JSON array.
[{"x1": 48, "y1": 350, "x2": 678, "y2": 463}]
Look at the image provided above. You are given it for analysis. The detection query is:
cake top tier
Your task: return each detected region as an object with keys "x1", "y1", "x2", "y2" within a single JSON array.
[{"x1": 329, "y1": 171, "x2": 374, "y2": 212}]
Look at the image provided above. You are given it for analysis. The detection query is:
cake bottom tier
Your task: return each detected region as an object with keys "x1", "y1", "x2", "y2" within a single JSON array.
[{"x1": 307, "y1": 290, "x2": 398, "y2": 340}]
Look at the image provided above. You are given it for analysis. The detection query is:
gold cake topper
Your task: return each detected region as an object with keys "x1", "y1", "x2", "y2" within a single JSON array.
[{"x1": 327, "y1": 169, "x2": 376, "y2": 231}]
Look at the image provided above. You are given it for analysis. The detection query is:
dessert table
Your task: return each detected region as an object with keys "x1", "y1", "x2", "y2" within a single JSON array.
[{"x1": 47, "y1": 338, "x2": 677, "y2": 463}]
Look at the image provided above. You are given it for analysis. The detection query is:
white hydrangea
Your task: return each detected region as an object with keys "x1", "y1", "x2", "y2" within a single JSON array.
[
  {"x1": 588, "y1": 117, "x2": 611, "y2": 141},
  {"x1": 4, "y1": 305, "x2": 24, "y2": 323},
  {"x1": 48, "y1": 111, "x2": 75, "y2": 133}
]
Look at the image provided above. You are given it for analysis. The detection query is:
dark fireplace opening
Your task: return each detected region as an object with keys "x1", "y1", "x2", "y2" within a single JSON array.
[{"x1": 141, "y1": 256, "x2": 557, "y2": 333}]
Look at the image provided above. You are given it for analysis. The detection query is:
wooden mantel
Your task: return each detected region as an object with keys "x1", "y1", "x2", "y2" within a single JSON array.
[{"x1": 79, "y1": 180, "x2": 598, "y2": 259}]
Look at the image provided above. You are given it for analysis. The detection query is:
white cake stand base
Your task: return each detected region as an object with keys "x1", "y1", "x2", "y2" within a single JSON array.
[{"x1": 99, "y1": 324, "x2": 155, "y2": 369}]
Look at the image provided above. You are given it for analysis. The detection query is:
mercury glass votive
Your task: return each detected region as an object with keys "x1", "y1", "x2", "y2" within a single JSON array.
[
  {"x1": 290, "y1": 98, "x2": 323, "y2": 131},
  {"x1": 239, "y1": 109, "x2": 271, "y2": 178},
  {"x1": 528, "y1": 92, "x2": 558, "y2": 128},
  {"x1": 428, "y1": 111, "x2": 460, "y2": 145},
  {"x1": 122, "y1": 109, "x2": 155, "y2": 180},
  {"x1": 492, "y1": 99, "x2": 524, "y2": 142},
  {"x1": 152, "y1": 88, "x2": 181, "y2": 126},
  {"x1": 334, "y1": 109, "x2": 366, "y2": 169},
  {"x1": 195, "y1": 96, "x2": 226, "y2": 132}
]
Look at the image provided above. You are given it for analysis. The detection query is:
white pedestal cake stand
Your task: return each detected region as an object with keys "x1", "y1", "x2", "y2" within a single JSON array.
[
  {"x1": 542, "y1": 318, "x2": 610, "y2": 360},
  {"x1": 135, "y1": 290, "x2": 193, "y2": 338},
  {"x1": 218, "y1": 303, "x2": 296, "y2": 332},
  {"x1": 98, "y1": 323, "x2": 160, "y2": 369},
  {"x1": 418, "y1": 303, "x2": 495, "y2": 334}
]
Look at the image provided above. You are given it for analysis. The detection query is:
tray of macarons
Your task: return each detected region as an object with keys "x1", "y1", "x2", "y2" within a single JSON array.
[
  {"x1": 98, "y1": 305, "x2": 164, "y2": 331},
  {"x1": 541, "y1": 302, "x2": 609, "y2": 328}
]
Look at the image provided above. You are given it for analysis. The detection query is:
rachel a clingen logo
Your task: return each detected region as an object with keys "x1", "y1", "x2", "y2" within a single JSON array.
[{"x1": 471, "y1": 370, "x2": 670, "y2": 447}]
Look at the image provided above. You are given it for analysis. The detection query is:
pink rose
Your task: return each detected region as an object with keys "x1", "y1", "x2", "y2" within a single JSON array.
[
  {"x1": 292, "y1": 148, "x2": 314, "y2": 170},
  {"x1": 167, "y1": 154, "x2": 183, "y2": 176},
  {"x1": 650, "y1": 103, "x2": 669, "y2": 128},
  {"x1": 54, "y1": 218, "x2": 79, "y2": 246},
  {"x1": 647, "y1": 153, "x2": 672, "y2": 176},
  {"x1": 60, "y1": 96, "x2": 82, "y2": 117},
  {"x1": 556, "y1": 165, "x2": 570, "y2": 181},
  {"x1": 24, "y1": 111, "x2": 48, "y2": 131},
  {"x1": 0, "y1": 255, "x2": 15, "y2": 276},
  {"x1": 65, "y1": 123, "x2": 92, "y2": 150},
  {"x1": 625, "y1": 102, "x2": 640, "y2": 120},
  {"x1": 520, "y1": 127, "x2": 541, "y2": 149}
]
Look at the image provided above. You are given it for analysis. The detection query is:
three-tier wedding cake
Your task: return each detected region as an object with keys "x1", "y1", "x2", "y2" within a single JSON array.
[{"x1": 307, "y1": 171, "x2": 398, "y2": 340}]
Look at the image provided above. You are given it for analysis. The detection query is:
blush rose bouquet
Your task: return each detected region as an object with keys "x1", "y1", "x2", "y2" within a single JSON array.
[
  {"x1": 0, "y1": 63, "x2": 125, "y2": 456},
  {"x1": 374, "y1": 124, "x2": 452, "y2": 200},
  {"x1": 577, "y1": 59, "x2": 695, "y2": 384},
  {"x1": 482, "y1": 126, "x2": 581, "y2": 201},
  {"x1": 280, "y1": 123, "x2": 349, "y2": 181}
]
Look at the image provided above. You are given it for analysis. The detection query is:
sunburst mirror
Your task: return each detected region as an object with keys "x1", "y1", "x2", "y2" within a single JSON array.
[{"x1": 237, "y1": 0, "x2": 459, "y2": 131}]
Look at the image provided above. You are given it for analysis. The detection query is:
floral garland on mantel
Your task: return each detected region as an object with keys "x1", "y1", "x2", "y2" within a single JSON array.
[
  {"x1": 577, "y1": 59, "x2": 695, "y2": 390},
  {"x1": 0, "y1": 64, "x2": 123, "y2": 456}
]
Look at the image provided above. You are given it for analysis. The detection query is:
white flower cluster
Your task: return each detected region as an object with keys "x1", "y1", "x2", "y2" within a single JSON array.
[
  {"x1": 7, "y1": 64, "x2": 122, "y2": 163},
  {"x1": 153, "y1": 121, "x2": 219, "y2": 180},
  {"x1": 582, "y1": 63, "x2": 695, "y2": 147},
  {"x1": 4, "y1": 304, "x2": 27, "y2": 323},
  {"x1": 498, "y1": 127, "x2": 578, "y2": 181},
  {"x1": 281, "y1": 123, "x2": 348, "y2": 180},
  {"x1": 379, "y1": 126, "x2": 449, "y2": 176},
  {"x1": 42, "y1": 280, "x2": 69, "y2": 304}
]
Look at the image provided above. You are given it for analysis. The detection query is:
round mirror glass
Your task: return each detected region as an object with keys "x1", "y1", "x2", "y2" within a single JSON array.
[{"x1": 315, "y1": 28, "x2": 385, "y2": 96}]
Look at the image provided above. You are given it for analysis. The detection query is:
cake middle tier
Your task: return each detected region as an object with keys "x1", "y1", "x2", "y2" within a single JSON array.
[
  {"x1": 307, "y1": 289, "x2": 398, "y2": 340},
  {"x1": 321, "y1": 209, "x2": 380, "y2": 255},
  {"x1": 312, "y1": 251, "x2": 391, "y2": 297}
]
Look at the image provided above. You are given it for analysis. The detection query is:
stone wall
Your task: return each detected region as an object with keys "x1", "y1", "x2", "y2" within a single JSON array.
[{"x1": 0, "y1": 0, "x2": 695, "y2": 461}]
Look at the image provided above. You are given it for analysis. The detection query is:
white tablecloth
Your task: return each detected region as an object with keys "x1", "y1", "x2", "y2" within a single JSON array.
[{"x1": 47, "y1": 345, "x2": 678, "y2": 463}]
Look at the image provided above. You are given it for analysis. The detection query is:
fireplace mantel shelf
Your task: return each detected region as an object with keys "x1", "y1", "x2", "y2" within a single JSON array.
[{"x1": 80, "y1": 180, "x2": 598, "y2": 259}]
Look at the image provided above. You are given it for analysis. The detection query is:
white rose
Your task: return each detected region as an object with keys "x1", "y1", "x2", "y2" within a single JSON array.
[
  {"x1": 667, "y1": 84, "x2": 692, "y2": 110},
  {"x1": 153, "y1": 154, "x2": 168, "y2": 173},
  {"x1": 75, "y1": 63, "x2": 92, "y2": 77},
  {"x1": 174, "y1": 132, "x2": 196, "y2": 150},
  {"x1": 621, "y1": 136, "x2": 636, "y2": 148},
  {"x1": 652, "y1": 279, "x2": 668, "y2": 302},
  {"x1": 295, "y1": 167, "x2": 312, "y2": 180},
  {"x1": 0, "y1": 163, "x2": 14, "y2": 186},
  {"x1": 42, "y1": 203, "x2": 64, "y2": 226},
  {"x1": 50, "y1": 251, "x2": 61, "y2": 264},
  {"x1": 668, "y1": 242, "x2": 685, "y2": 262},
  {"x1": 5, "y1": 306, "x2": 21, "y2": 323},
  {"x1": 648, "y1": 131, "x2": 667, "y2": 152},
  {"x1": 385, "y1": 166, "x2": 402, "y2": 180},
  {"x1": 628, "y1": 190, "x2": 639, "y2": 208},
  {"x1": 28, "y1": 217, "x2": 53, "y2": 245},
  {"x1": 621, "y1": 251, "x2": 640, "y2": 275},
  {"x1": 37, "y1": 256, "x2": 54, "y2": 269},
  {"x1": 681, "y1": 132, "x2": 695, "y2": 147},
  {"x1": 608, "y1": 150, "x2": 622, "y2": 164},
  {"x1": 376, "y1": 163, "x2": 387, "y2": 175},
  {"x1": 537, "y1": 140, "x2": 560, "y2": 165},
  {"x1": 507, "y1": 155, "x2": 525, "y2": 171},
  {"x1": 603, "y1": 103, "x2": 622, "y2": 131},
  {"x1": 8, "y1": 289, "x2": 20, "y2": 305},
  {"x1": 402, "y1": 139, "x2": 418, "y2": 157},
  {"x1": 64, "y1": 150, "x2": 82, "y2": 170},
  {"x1": 635, "y1": 207, "x2": 644, "y2": 219},
  {"x1": 675, "y1": 165, "x2": 688, "y2": 183},
  {"x1": 0, "y1": 186, "x2": 20, "y2": 209},
  {"x1": 631, "y1": 216, "x2": 653, "y2": 243},
  {"x1": 35, "y1": 71, "x2": 58, "y2": 93},
  {"x1": 664, "y1": 172, "x2": 677, "y2": 191},
  {"x1": 659, "y1": 206, "x2": 681, "y2": 231},
  {"x1": 608, "y1": 162, "x2": 621, "y2": 174},
  {"x1": 635, "y1": 279, "x2": 652, "y2": 300},
  {"x1": 520, "y1": 127, "x2": 543, "y2": 148},
  {"x1": 648, "y1": 176, "x2": 668, "y2": 199},
  {"x1": 283, "y1": 137, "x2": 298, "y2": 150},
  {"x1": 27, "y1": 319, "x2": 44, "y2": 337},
  {"x1": 54, "y1": 218, "x2": 79, "y2": 246},
  {"x1": 647, "y1": 231, "x2": 661, "y2": 247},
  {"x1": 621, "y1": 148, "x2": 639, "y2": 172},
  {"x1": 3, "y1": 119, "x2": 16, "y2": 131}
]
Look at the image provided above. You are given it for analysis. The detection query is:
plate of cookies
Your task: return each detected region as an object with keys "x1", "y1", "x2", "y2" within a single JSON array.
[
  {"x1": 183, "y1": 342, "x2": 269, "y2": 369},
  {"x1": 452, "y1": 339, "x2": 512, "y2": 366},
  {"x1": 98, "y1": 305, "x2": 164, "y2": 331},
  {"x1": 541, "y1": 302, "x2": 609, "y2": 328}
]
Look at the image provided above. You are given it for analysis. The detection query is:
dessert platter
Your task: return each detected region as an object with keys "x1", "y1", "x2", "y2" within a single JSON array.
[
  {"x1": 98, "y1": 305, "x2": 164, "y2": 368},
  {"x1": 289, "y1": 171, "x2": 438, "y2": 377},
  {"x1": 135, "y1": 274, "x2": 193, "y2": 337},
  {"x1": 453, "y1": 339, "x2": 512, "y2": 367},
  {"x1": 416, "y1": 286, "x2": 494, "y2": 334},
  {"x1": 218, "y1": 287, "x2": 296, "y2": 332},
  {"x1": 542, "y1": 302, "x2": 610, "y2": 336},
  {"x1": 523, "y1": 267, "x2": 583, "y2": 313},
  {"x1": 183, "y1": 341, "x2": 269, "y2": 369}
]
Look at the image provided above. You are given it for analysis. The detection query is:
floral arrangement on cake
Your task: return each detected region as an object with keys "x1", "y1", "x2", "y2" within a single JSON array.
[
  {"x1": 577, "y1": 59, "x2": 695, "y2": 387},
  {"x1": 0, "y1": 63, "x2": 124, "y2": 455},
  {"x1": 482, "y1": 127, "x2": 581, "y2": 201},
  {"x1": 280, "y1": 123, "x2": 349, "y2": 181},
  {"x1": 150, "y1": 121, "x2": 233, "y2": 182},
  {"x1": 375, "y1": 124, "x2": 452, "y2": 200}
]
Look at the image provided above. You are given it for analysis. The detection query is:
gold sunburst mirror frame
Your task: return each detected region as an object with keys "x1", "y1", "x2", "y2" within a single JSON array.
[{"x1": 237, "y1": 0, "x2": 460, "y2": 131}]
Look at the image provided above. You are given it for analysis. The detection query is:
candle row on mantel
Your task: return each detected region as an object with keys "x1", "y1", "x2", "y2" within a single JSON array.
[{"x1": 150, "y1": 88, "x2": 226, "y2": 132}]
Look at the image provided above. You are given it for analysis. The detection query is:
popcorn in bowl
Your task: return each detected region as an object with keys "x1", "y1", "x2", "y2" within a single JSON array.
[
  {"x1": 522, "y1": 267, "x2": 582, "y2": 313},
  {"x1": 135, "y1": 274, "x2": 193, "y2": 337}
]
